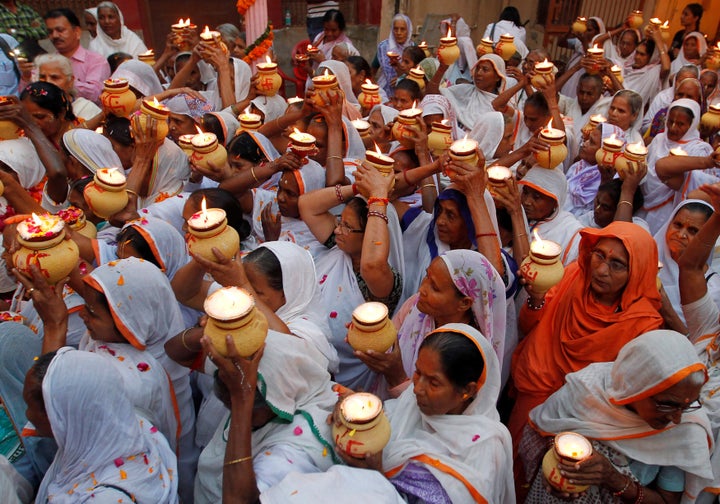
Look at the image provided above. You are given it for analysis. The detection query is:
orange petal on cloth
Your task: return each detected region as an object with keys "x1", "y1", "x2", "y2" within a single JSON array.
[{"x1": 117, "y1": 275, "x2": 125, "y2": 286}]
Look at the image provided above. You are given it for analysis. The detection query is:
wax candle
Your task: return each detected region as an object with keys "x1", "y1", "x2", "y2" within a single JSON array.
[
  {"x1": 531, "y1": 58, "x2": 554, "y2": 87},
  {"x1": 238, "y1": 107, "x2": 263, "y2": 131},
  {"x1": 138, "y1": 49, "x2": 155, "y2": 65},
  {"x1": 200, "y1": 25, "x2": 221, "y2": 43},
  {"x1": 587, "y1": 44, "x2": 604, "y2": 59},
  {"x1": 669, "y1": 147, "x2": 687, "y2": 156},
  {"x1": 348, "y1": 300, "x2": 397, "y2": 353},
  {"x1": 555, "y1": 432, "x2": 593, "y2": 461},
  {"x1": 256, "y1": 54, "x2": 278, "y2": 72},
  {"x1": 96, "y1": 167, "x2": 126, "y2": 186},
  {"x1": 351, "y1": 119, "x2": 371, "y2": 138},
  {"x1": 487, "y1": 165, "x2": 512, "y2": 184},
  {"x1": 418, "y1": 40, "x2": 430, "y2": 57},
  {"x1": 340, "y1": 392, "x2": 383, "y2": 422},
  {"x1": 203, "y1": 286, "x2": 268, "y2": 357},
  {"x1": 289, "y1": 128, "x2": 316, "y2": 147},
  {"x1": 204, "y1": 285, "x2": 254, "y2": 321},
  {"x1": 188, "y1": 199, "x2": 227, "y2": 232},
  {"x1": 530, "y1": 229, "x2": 562, "y2": 258}
]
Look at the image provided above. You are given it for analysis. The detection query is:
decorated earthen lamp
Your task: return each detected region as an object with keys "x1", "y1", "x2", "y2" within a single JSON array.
[
  {"x1": 311, "y1": 69, "x2": 339, "y2": 107},
  {"x1": 581, "y1": 114, "x2": 606, "y2": 140},
  {"x1": 706, "y1": 43, "x2": 720, "y2": 71},
  {"x1": 100, "y1": 78, "x2": 136, "y2": 117},
  {"x1": 615, "y1": 141, "x2": 648, "y2": 179},
  {"x1": 138, "y1": 97, "x2": 170, "y2": 141},
  {"x1": 186, "y1": 197, "x2": 240, "y2": 263},
  {"x1": 701, "y1": 103, "x2": 720, "y2": 130},
  {"x1": 362, "y1": 144, "x2": 396, "y2": 197},
  {"x1": 255, "y1": 56, "x2": 283, "y2": 97},
  {"x1": 0, "y1": 96, "x2": 22, "y2": 140},
  {"x1": 448, "y1": 136, "x2": 480, "y2": 178},
  {"x1": 200, "y1": 25, "x2": 226, "y2": 53},
  {"x1": 406, "y1": 66, "x2": 426, "y2": 91},
  {"x1": 531, "y1": 59, "x2": 554, "y2": 88},
  {"x1": 190, "y1": 132, "x2": 228, "y2": 171},
  {"x1": 171, "y1": 18, "x2": 194, "y2": 51},
  {"x1": 572, "y1": 16, "x2": 587, "y2": 33},
  {"x1": 586, "y1": 44, "x2": 604, "y2": 75},
  {"x1": 437, "y1": 27, "x2": 460, "y2": 65},
  {"x1": 358, "y1": 79, "x2": 382, "y2": 111},
  {"x1": 494, "y1": 34, "x2": 516, "y2": 61},
  {"x1": 476, "y1": 38, "x2": 494, "y2": 57},
  {"x1": 534, "y1": 120, "x2": 567, "y2": 169},
  {"x1": 486, "y1": 165, "x2": 512, "y2": 197},
  {"x1": 391, "y1": 101, "x2": 423, "y2": 149},
  {"x1": 13, "y1": 213, "x2": 80, "y2": 284},
  {"x1": 660, "y1": 21, "x2": 670, "y2": 44},
  {"x1": 418, "y1": 40, "x2": 431, "y2": 58},
  {"x1": 83, "y1": 167, "x2": 129, "y2": 219},
  {"x1": 203, "y1": 286, "x2": 268, "y2": 357},
  {"x1": 347, "y1": 301, "x2": 397, "y2": 353},
  {"x1": 351, "y1": 119, "x2": 371, "y2": 139},
  {"x1": 595, "y1": 133, "x2": 624, "y2": 167},
  {"x1": 610, "y1": 64, "x2": 623, "y2": 84},
  {"x1": 57, "y1": 206, "x2": 97, "y2": 239},
  {"x1": 237, "y1": 107, "x2": 263, "y2": 133},
  {"x1": 519, "y1": 230, "x2": 565, "y2": 296},
  {"x1": 288, "y1": 128, "x2": 317, "y2": 164},
  {"x1": 333, "y1": 392, "x2": 392, "y2": 458},
  {"x1": 542, "y1": 432, "x2": 593, "y2": 493},
  {"x1": 427, "y1": 119, "x2": 454, "y2": 157},
  {"x1": 178, "y1": 134, "x2": 196, "y2": 157},
  {"x1": 628, "y1": 10, "x2": 644, "y2": 29},
  {"x1": 138, "y1": 49, "x2": 155, "y2": 66}
]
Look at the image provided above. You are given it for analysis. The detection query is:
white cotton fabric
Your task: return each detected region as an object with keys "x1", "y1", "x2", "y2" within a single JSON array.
[
  {"x1": 483, "y1": 19, "x2": 526, "y2": 43},
  {"x1": 0, "y1": 137, "x2": 45, "y2": 188},
  {"x1": 530, "y1": 330, "x2": 714, "y2": 503},
  {"x1": 671, "y1": 32, "x2": 707, "y2": 76},
  {"x1": 35, "y1": 347, "x2": 178, "y2": 504},
  {"x1": 63, "y1": 128, "x2": 123, "y2": 174},
  {"x1": 139, "y1": 138, "x2": 191, "y2": 207},
  {"x1": 469, "y1": 111, "x2": 504, "y2": 162},
  {"x1": 89, "y1": 2, "x2": 148, "y2": 57},
  {"x1": 112, "y1": 58, "x2": 163, "y2": 97}
]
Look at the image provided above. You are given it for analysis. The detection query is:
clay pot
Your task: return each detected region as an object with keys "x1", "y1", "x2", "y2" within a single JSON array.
[
  {"x1": 542, "y1": 432, "x2": 593, "y2": 493},
  {"x1": 203, "y1": 287, "x2": 268, "y2": 357},
  {"x1": 595, "y1": 137, "x2": 624, "y2": 167},
  {"x1": 581, "y1": 115, "x2": 606, "y2": 140},
  {"x1": 138, "y1": 51, "x2": 156, "y2": 66},
  {"x1": 178, "y1": 134, "x2": 195, "y2": 157},
  {"x1": 13, "y1": 219, "x2": 79, "y2": 284},
  {"x1": 0, "y1": 96, "x2": 21, "y2": 140},
  {"x1": 391, "y1": 109, "x2": 422, "y2": 149},
  {"x1": 427, "y1": 122, "x2": 453, "y2": 157},
  {"x1": 437, "y1": 38, "x2": 460, "y2": 65},
  {"x1": 0, "y1": 178, "x2": 3, "y2": 197},
  {"x1": 137, "y1": 99, "x2": 170, "y2": 141},
  {"x1": 332, "y1": 392, "x2": 392, "y2": 458},
  {"x1": 256, "y1": 64, "x2": 283, "y2": 97},
  {"x1": 628, "y1": 11, "x2": 644, "y2": 30},
  {"x1": 358, "y1": 82, "x2": 382, "y2": 111},
  {"x1": 615, "y1": 146, "x2": 647, "y2": 180},
  {"x1": 190, "y1": 133, "x2": 228, "y2": 171},
  {"x1": 572, "y1": 17, "x2": 587, "y2": 34},
  {"x1": 57, "y1": 207, "x2": 97, "y2": 239},
  {"x1": 701, "y1": 105, "x2": 720, "y2": 130},
  {"x1": 519, "y1": 242, "x2": 565, "y2": 296},
  {"x1": 494, "y1": 34, "x2": 516, "y2": 61},
  {"x1": 311, "y1": 74, "x2": 339, "y2": 107},
  {"x1": 530, "y1": 61, "x2": 554, "y2": 89},
  {"x1": 476, "y1": 38, "x2": 494, "y2": 57},
  {"x1": 362, "y1": 151, "x2": 396, "y2": 198},
  {"x1": 406, "y1": 67, "x2": 425, "y2": 91},
  {"x1": 100, "y1": 79, "x2": 136, "y2": 117},
  {"x1": 186, "y1": 208, "x2": 240, "y2": 263},
  {"x1": 534, "y1": 129, "x2": 568, "y2": 169},
  {"x1": 347, "y1": 302, "x2": 397, "y2": 353},
  {"x1": 83, "y1": 169, "x2": 129, "y2": 219}
]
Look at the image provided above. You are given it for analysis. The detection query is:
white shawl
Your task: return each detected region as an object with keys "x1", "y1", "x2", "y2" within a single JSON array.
[{"x1": 89, "y1": 2, "x2": 148, "y2": 57}]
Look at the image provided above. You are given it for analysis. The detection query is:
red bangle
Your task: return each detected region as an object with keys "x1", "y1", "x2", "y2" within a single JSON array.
[
  {"x1": 351, "y1": 183, "x2": 359, "y2": 195},
  {"x1": 402, "y1": 169, "x2": 414, "y2": 187},
  {"x1": 335, "y1": 184, "x2": 346, "y2": 203},
  {"x1": 475, "y1": 232, "x2": 497, "y2": 239},
  {"x1": 367, "y1": 197, "x2": 389, "y2": 206}
]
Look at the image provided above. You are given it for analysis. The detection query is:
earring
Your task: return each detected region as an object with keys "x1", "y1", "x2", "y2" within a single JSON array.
[{"x1": 462, "y1": 393, "x2": 469, "y2": 400}]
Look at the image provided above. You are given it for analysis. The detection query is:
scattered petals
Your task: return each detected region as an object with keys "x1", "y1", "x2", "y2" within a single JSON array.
[
  {"x1": 293, "y1": 426, "x2": 303, "y2": 436},
  {"x1": 117, "y1": 275, "x2": 125, "y2": 286},
  {"x1": 137, "y1": 362, "x2": 150, "y2": 372},
  {"x1": 114, "y1": 457, "x2": 124, "y2": 467},
  {"x1": 150, "y1": 426, "x2": 158, "y2": 433},
  {"x1": 319, "y1": 274, "x2": 328, "y2": 284},
  {"x1": 472, "y1": 434, "x2": 480, "y2": 442},
  {"x1": 329, "y1": 311, "x2": 337, "y2": 319},
  {"x1": 322, "y1": 447, "x2": 328, "y2": 457},
  {"x1": 119, "y1": 470, "x2": 127, "y2": 480}
]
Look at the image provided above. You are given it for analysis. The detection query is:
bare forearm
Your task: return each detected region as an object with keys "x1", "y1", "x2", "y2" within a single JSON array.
[
  {"x1": 325, "y1": 120, "x2": 346, "y2": 186},
  {"x1": 223, "y1": 399, "x2": 259, "y2": 504},
  {"x1": 216, "y1": 63, "x2": 236, "y2": 109},
  {"x1": 467, "y1": 195, "x2": 503, "y2": 275}
]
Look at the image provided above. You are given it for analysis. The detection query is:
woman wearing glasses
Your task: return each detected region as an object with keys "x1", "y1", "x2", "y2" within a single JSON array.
[
  {"x1": 520, "y1": 330, "x2": 713, "y2": 503},
  {"x1": 299, "y1": 163, "x2": 404, "y2": 391},
  {"x1": 508, "y1": 222, "x2": 664, "y2": 477}
]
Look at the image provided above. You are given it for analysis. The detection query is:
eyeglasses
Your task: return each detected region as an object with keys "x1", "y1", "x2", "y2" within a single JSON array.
[
  {"x1": 335, "y1": 216, "x2": 363, "y2": 235},
  {"x1": 590, "y1": 249, "x2": 628, "y2": 273},
  {"x1": 653, "y1": 398, "x2": 703, "y2": 414}
]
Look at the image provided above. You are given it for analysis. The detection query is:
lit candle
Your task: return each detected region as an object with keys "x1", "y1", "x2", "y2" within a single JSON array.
[
  {"x1": 540, "y1": 119, "x2": 566, "y2": 141},
  {"x1": 386, "y1": 50, "x2": 399, "y2": 59},
  {"x1": 339, "y1": 392, "x2": 383, "y2": 422},
  {"x1": 649, "y1": 17, "x2": 662, "y2": 27},
  {"x1": 171, "y1": 18, "x2": 189, "y2": 32},
  {"x1": 313, "y1": 68, "x2": 337, "y2": 86},
  {"x1": 628, "y1": 10, "x2": 644, "y2": 29},
  {"x1": 365, "y1": 143, "x2": 395, "y2": 170},
  {"x1": 200, "y1": 25, "x2": 221, "y2": 43},
  {"x1": 408, "y1": 66, "x2": 425, "y2": 80},
  {"x1": 141, "y1": 97, "x2": 169, "y2": 118},
  {"x1": 353, "y1": 301, "x2": 388, "y2": 325},
  {"x1": 187, "y1": 198, "x2": 227, "y2": 231},
  {"x1": 138, "y1": 49, "x2": 155, "y2": 64},
  {"x1": 590, "y1": 114, "x2": 607, "y2": 124},
  {"x1": 399, "y1": 100, "x2": 422, "y2": 120},
  {"x1": 450, "y1": 136, "x2": 479, "y2": 157},
  {"x1": 204, "y1": 286, "x2": 254, "y2": 321},
  {"x1": 178, "y1": 134, "x2": 195, "y2": 155},
  {"x1": 18, "y1": 213, "x2": 65, "y2": 240},
  {"x1": 555, "y1": 432, "x2": 593, "y2": 461},
  {"x1": 440, "y1": 26, "x2": 456, "y2": 45},
  {"x1": 287, "y1": 96, "x2": 304, "y2": 105},
  {"x1": 96, "y1": 167, "x2": 126, "y2": 186},
  {"x1": 289, "y1": 127, "x2": 316, "y2": 152},
  {"x1": 191, "y1": 132, "x2": 218, "y2": 150},
  {"x1": 602, "y1": 133, "x2": 623, "y2": 149},
  {"x1": 306, "y1": 44, "x2": 319, "y2": 55},
  {"x1": 418, "y1": 40, "x2": 428, "y2": 50},
  {"x1": 360, "y1": 79, "x2": 379, "y2": 94},
  {"x1": 530, "y1": 229, "x2": 562, "y2": 258},
  {"x1": 625, "y1": 141, "x2": 648, "y2": 157},
  {"x1": 534, "y1": 58, "x2": 554, "y2": 73},
  {"x1": 587, "y1": 44, "x2": 604, "y2": 59},
  {"x1": 487, "y1": 165, "x2": 512, "y2": 184},
  {"x1": 256, "y1": 55, "x2": 278, "y2": 72},
  {"x1": 352, "y1": 119, "x2": 371, "y2": 137},
  {"x1": 238, "y1": 107, "x2": 262, "y2": 131}
]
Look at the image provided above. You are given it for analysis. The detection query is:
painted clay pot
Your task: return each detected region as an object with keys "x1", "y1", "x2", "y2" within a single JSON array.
[
  {"x1": 186, "y1": 208, "x2": 240, "y2": 263},
  {"x1": 519, "y1": 242, "x2": 565, "y2": 296},
  {"x1": 347, "y1": 302, "x2": 397, "y2": 353},
  {"x1": 332, "y1": 392, "x2": 392, "y2": 458},
  {"x1": 100, "y1": 78, "x2": 136, "y2": 117},
  {"x1": 13, "y1": 216, "x2": 79, "y2": 284},
  {"x1": 203, "y1": 286, "x2": 268, "y2": 357},
  {"x1": 83, "y1": 169, "x2": 129, "y2": 219}
]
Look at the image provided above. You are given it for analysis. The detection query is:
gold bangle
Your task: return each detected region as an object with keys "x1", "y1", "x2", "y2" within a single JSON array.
[
  {"x1": 327, "y1": 155, "x2": 343, "y2": 161},
  {"x1": 250, "y1": 166, "x2": 260, "y2": 184},
  {"x1": 126, "y1": 189, "x2": 139, "y2": 198},
  {"x1": 181, "y1": 327, "x2": 198, "y2": 352},
  {"x1": 420, "y1": 183, "x2": 436, "y2": 190},
  {"x1": 224, "y1": 455, "x2": 253, "y2": 466},
  {"x1": 618, "y1": 200, "x2": 633, "y2": 208}
]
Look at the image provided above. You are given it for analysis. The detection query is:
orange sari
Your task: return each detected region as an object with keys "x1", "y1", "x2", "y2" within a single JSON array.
[{"x1": 509, "y1": 222, "x2": 663, "y2": 450}]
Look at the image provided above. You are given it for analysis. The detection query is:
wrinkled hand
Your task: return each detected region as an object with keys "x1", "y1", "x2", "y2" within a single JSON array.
[
  {"x1": 261, "y1": 203, "x2": 282, "y2": 241},
  {"x1": 0, "y1": 96, "x2": 30, "y2": 127},
  {"x1": 621, "y1": 159, "x2": 646, "y2": 188},
  {"x1": 596, "y1": 162, "x2": 617, "y2": 184},
  {"x1": 449, "y1": 153, "x2": 488, "y2": 195},
  {"x1": 336, "y1": 445, "x2": 384, "y2": 471},
  {"x1": 312, "y1": 88, "x2": 344, "y2": 124},
  {"x1": 12, "y1": 264, "x2": 68, "y2": 329},
  {"x1": 491, "y1": 174, "x2": 522, "y2": 212},
  {"x1": 202, "y1": 335, "x2": 264, "y2": 398},
  {"x1": 273, "y1": 151, "x2": 303, "y2": 172},
  {"x1": 557, "y1": 451, "x2": 620, "y2": 489},
  {"x1": 130, "y1": 113, "x2": 164, "y2": 154},
  {"x1": 191, "y1": 247, "x2": 248, "y2": 287}
]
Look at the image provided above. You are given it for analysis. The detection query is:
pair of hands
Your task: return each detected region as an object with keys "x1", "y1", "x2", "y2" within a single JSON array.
[
  {"x1": 0, "y1": 96, "x2": 34, "y2": 129},
  {"x1": 543, "y1": 451, "x2": 627, "y2": 500}
]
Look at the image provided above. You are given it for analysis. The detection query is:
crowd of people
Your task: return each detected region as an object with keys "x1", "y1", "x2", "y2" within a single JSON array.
[{"x1": 1, "y1": 1, "x2": 720, "y2": 502}]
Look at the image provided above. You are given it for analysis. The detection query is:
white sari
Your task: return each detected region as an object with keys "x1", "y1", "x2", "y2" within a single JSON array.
[{"x1": 89, "y1": 2, "x2": 148, "y2": 57}]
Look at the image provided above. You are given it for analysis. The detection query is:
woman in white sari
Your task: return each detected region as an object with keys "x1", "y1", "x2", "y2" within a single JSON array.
[
  {"x1": 89, "y1": 1, "x2": 148, "y2": 58},
  {"x1": 640, "y1": 98, "x2": 716, "y2": 234},
  {"x1": 316, "y1": 60, "x2": 362, "y2": 121},
  {"x1": 521, "y1": 330, "x2": 713, "y2": 503},
  {"x1": 440, "y1": 54, "x2": 507, "y2": 132},
  {"x1": 671, "y1": 31, "x2": 707, "y2": 76},
  {"x1": 263, "y1": 323, "x2": 515, "y2": 504},
  {"x1": 607, "y1": 89, "x2": 644, "y2": 145},
  {"x1": 27, "y1": 348, "x2": 178, "y2": 503}
]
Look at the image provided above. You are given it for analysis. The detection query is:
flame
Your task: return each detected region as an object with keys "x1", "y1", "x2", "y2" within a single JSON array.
[
  {"x1": 152, "y1": 97, "x2": 161, "y2": 107},
  {"x1": 414, "y1": 65, "x2": 423, "y2": 72},
  {"x1": 365, "y1": 78, "x2": 373, "y2": 85},
  {"x1": 323, "y1": 69, "x2": 330, "y2": 77},
  {"x1": 243, "y1": 106, "x2": 250, "y2": 115},
  {"x1": 307, "y1": 44, "x2": 313, "y2": 51},
  {"x1": 411, "y1": 100, "x2": 418, "y2": 110},
  {"x1": 445, "y1": 27, "x2": 453, "y2": 38},
  {"x1": 545, "y1": 118, "x2": 553, "y2": 130},
  {"x1": 608, "y1": 133, "x2": 617, "y2": 142},
  {"x1": 265, "y1": 55, "x2": 272, "y2": 64},
  {"x1": 441, "y1": 119, "x2": 449, "y2": 126},
  {"x1": 462, "y1": 133, "x2": 468, "y2": 141},
  {"x1": 661, "y1": 21, "x2": 669, "y2": 28},
  {"x1": 420, "y1": 40, "x2": 427, "y2": 46},
  {"x1": 373, "y1": 141, "x2": 382, "y2": 155},
  {"x1": 195, "y1": 125, "x2": 203, "y2": 135},
  {"x1": 611, "y1": 64, "x2": 621, "y2": 72},
  {"x1": 540, "y1": 58, "x2": 549, "y2": 65},
  {"x1": 200, "y1": 197, "x2": 208, "y2": 219},
  {"x1": 107, "y1": 167, "x2": 118, "y2": 175},
  {"x1": 717, "y1": 42, "x2": 720, "y2": 50},
  {"x1": 532, "y1": 229, "x2": 543, "y2": 242},
  {"x1": 293, "y1": 127, "x2": 301, "y2": 135},
  {"x1": 31, "y1": 212, "x2": 43, "y2": 227},
  {"x1": 592, "y1": 44, "x2": 599, "y2": 50},
  {"x1": 202, "y1": 25, "x2": 211, "y2": 35}
]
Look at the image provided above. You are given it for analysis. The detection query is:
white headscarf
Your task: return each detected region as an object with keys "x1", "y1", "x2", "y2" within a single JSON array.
[
  {"x1": 384, "y1": 323, "x2": 515, "y2": 503},
  {"x1": 440, "y1": 54, "x2": 507, "y2": 131},
  {"x1": 62, "y1": 129, "x2": 123, "y2": 174},
  {"x1": 440, "y1": 17, "x2": 479, "y2": 84},
  {"x1": 231, "y1": 57, "x2": 252, "y2": 101},
  {"x1": 89, "y1": 1, "x2": 148, "y2": 57},
  {"x1": 111, "y1": 58, "x2": 163, "y2": 97},
  {"x1": 609, "y1": 89, "x2": 645, "y2": 144},
  {"x1": 316, "y1": 60, "x2": 362, "y2": 121},
  {"x1": 139, "y1": 138, "x2": 191, "y2": 207},
  {"x1": 671, "y1": 31, "x2": 708, "y2": 76},
  {"x1": 0, "y1": 137, "x2": 44, "y2": 188},
  {"x1": 258, "y1": 241, "x2": 338, "y2": 371},
  {"x1": 529, "y1": 330, "x2": 713, "y2": 502},
  {"x1": 420, "y1": 94, "x2": 461, "y2": 141},
  {"x1": 251, "y1": 94, "x2": 288, "y2": 123},
  {"x1": 206, "y1": 110, "x2": 240, "y2": 145},
  {"x1": 375, "y1": 14, "x2": 413, "y2": 98},
  {"x1": 35, "y1": 347, "x2": 178, "y2": 504}
]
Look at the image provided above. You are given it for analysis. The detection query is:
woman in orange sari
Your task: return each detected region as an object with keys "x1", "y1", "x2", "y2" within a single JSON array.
[{"x1": 508, "y1": 221, "x2": 663, "y2": 471}]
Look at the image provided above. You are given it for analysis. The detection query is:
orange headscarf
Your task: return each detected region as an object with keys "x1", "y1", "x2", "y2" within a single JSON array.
[{"x1": 509, "y1": 222, "x2": 663, "y2": 447}]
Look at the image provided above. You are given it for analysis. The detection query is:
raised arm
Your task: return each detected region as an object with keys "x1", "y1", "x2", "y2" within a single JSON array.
[
  {"x1": 655, "y1": 154, "x2": 716, "y2": 191},
  {"x1": 298, "y1": 183, "x2": 356, "y2": 243}
]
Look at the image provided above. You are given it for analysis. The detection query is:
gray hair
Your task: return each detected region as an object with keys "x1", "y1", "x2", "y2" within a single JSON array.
[
  {"x1": 216, "y1": 23, "x2": 241, "y2": 42},
  {"x1": 34, "y1": 53, "x2": 73, "y2": 78},
  {"x1": 614, "y1": 89, "x2": 643, "y2": 116},
  {"x1": 96, "y1": 1, "x2": 120, "y2": 14}
]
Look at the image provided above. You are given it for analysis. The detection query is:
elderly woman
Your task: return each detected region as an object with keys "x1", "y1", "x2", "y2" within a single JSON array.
[
  {"x1": 89, "y1": 1, "x2": 148, "y2": 57},
  {"x1": 520, "y1": 330, "x2": 713, "y2": 503},
  {"x1": 509, "y1": 222, "x2": 665, "y2": 461},
  {"x1": 606, "y1": 89, "x2": 645, "y2": 145},
  {"x1": 641, "y1": 98, "x2": 715, "y2": 234},
  {"x1": 438, "y1": 54, "x2": 508, "y2": 131},
  {"x1": 263, "y1": 324, "x2": 515, "y2": 503},
  {"x1": 25, "y1": 348, "x2": 178, "y2": 503},
  {"x1": 644, "y1": 77, "x2": 702, "y2": 142},
  {"x1": 373, "y1": 14, "x2": 413, "y2": 98}
]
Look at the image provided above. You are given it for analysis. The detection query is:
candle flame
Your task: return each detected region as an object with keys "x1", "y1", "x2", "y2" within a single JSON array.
[
  {"x1": 202, "y1": 25, "x2": 211, "y2": 35},
  {"x1": 420, "y1": 40, "x2": 427, "y2": 45},
  {"x1": 307, "y1": 44, "x2": 313, "y2": 51},
  {"x1": 31, "y1": 212, "x2": 42, "y2": 227},
  {"x1": 152, "y1": 97, "x2": 161, "y2": 107},
  {"x1": 195, "y1": 125, "x2": 203, "y2": 135},
  {"x1": 446, "y1": 27, "x2": 452, "y2": 38},
  {"x1": 546, "y1": 118, "x2": 553, "y2": 130},
  {"x1": 629, "y1": 141, "x2": 644, "y2": 150},
  {"x1": 440, "y1": 119, "x2": 449, "y2": 126},
  {"x1": 364, "y1": 78, "x2": 373, "y2": 85},
  {"x1": 716, "y1": 42, "x2": 720, "y2": 50},
  {"x1": 373, "y1": 141, "x2": 382, "y2": 155},
  {"x1": 611, "y1": 64, "x2": 620, "y2": 72},
  {"x1": 411, "y1": 100, "x2": 417, "y2": 109},
  {"x1": 540, "y1": 58, "x2": 549, "y2": 65},
  {"x1": 608, "y1": 133, "x2": 617, "y2": 142},
  {"x1": 293, "y1": 127, "x2": 301, "y2": 135},
  {"x1": 532, "y1": 229, "x2": 543, "y2": 242},
  {"x1": 661, "y1": 21, "x2": 669, "y2": 28},
  {"x1": 265, "y1": 55, "x2": 272, "y2": 64},
  {"x1": 592, "y1": 44, "x2": 599, "y2": 50},
  {"x1": 200, "y1": 197, "x2": 208, "y2": 219},
  {"x1": 323, "y1": 69, "x2": 330, "y2": 77}
]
